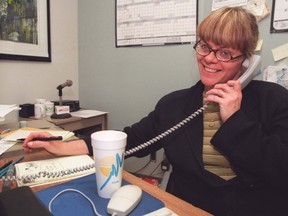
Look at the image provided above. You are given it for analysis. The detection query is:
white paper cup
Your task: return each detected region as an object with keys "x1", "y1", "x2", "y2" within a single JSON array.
[
  {"x1": 91, "y1": 130, "x2": 127, "y2": 198},
  {"x1": 45, "y1": 101, "x2": 54, "y2": 116},
  {"x1": 34, "y1": 103, "x2": 45, "y2": 119}
]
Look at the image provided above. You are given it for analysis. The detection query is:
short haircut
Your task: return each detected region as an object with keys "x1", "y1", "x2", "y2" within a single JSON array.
[{"x1": 197, "y1": 7, "x2": 259, "y2": 58}]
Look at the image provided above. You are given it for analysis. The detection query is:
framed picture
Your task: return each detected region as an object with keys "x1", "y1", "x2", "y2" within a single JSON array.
[
  {"x1": 0, "y1": 0, "x2": 51, "y2": 62},
  {"x1": 270, "y1": 0, "x2": 288, "y2": 33}
]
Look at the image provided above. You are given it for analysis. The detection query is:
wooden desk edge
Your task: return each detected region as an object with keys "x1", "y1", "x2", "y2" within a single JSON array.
[
  {"x1": 123, "y1": 171, "x2": 212, "y2": 216},
  {"x1": 46, "y1": 116, "x2": 82, "y2": 125},
  {"x1": 22, "y1": 171, "x2": 211, "y2": 216}
]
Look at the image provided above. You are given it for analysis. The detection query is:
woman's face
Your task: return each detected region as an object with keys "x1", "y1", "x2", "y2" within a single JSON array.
[{"x1": 196, "y1": 40, "x2": 245, "y2": 90}]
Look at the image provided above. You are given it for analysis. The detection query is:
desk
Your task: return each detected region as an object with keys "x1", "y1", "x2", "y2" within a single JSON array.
[
  {"x1": 47, "y1": 113, "x2": 108, "y2": 132},
  {"x1": 0, "y1": 150, "x2": 212, "y2": 216},
  {"x1": 21, "y1": 111, "x2": 108, "y2": 137},
  {"x1": 0, "y1": 119, "x2": 61, "y2": 157}
]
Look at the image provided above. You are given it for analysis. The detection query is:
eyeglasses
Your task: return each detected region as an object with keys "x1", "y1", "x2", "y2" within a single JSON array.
[{"x1": 193, "y1": 40, "x2": 245, "y2": 62}]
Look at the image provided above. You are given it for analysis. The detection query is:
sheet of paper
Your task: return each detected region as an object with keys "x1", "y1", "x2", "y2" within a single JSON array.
[
  {"x1": 263, "y1": 65, "x2": 288, "y2": 89},
  {"x1": 243, "y1": 0, "x2": 266, "y2": 16},
  {"x1": 212, "y1": 0, "x2": 247, "y2": 11},
  {"x1": 271, "y1": 43, "x2": 288, "y2": 62},
  {"x1": 1, "y1": 129, "x2": 74, "y2": 142},
  {"x1": 270, "y1": 0, "x2": 288, "y2": 32},
  {"x1": 71, "y1": 110, "x2": 108, "y2": 118},
  {"x1": 0, "y1": 140, "x2": 16, "y2": 155},
  {"x1": 0, "y1": 104, "x2": 20, "y2": 121},
  {"x1": 255, "y1": 39, "x2": 263, "y2": 51}
]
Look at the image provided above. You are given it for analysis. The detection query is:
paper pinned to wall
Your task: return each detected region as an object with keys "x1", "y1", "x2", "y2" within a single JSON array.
[
  {"x1": 212, "y1": 0, "x2": 248, "y2": 11},
  {"x1": 244, "y1": 0, "x2": 271, "y2": 22},
  {"x1": 263, "y1": 65, "x2": 288, "y2": 89},
  {"x1": 255, "y1": 39, "x2": 263, "y2": 51},
  {"x1": 270, "y1": 0, "x2": 288, "y2": 33},
  {"x1": 271, "y1": 43, "x2": 288, "y2": 62},
  {"x1": 244, "y1": 0, "x2": 266, "y2": 16}
]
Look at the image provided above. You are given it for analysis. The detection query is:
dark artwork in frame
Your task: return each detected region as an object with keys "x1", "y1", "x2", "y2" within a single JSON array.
[{"x1": 0, "y1": 0, "x2": 51, "y2": 62}]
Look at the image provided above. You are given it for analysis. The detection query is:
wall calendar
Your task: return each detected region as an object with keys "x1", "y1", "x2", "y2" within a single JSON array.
[{"x1": 116, "y1": 0, "x2": 198, "y2": 47}]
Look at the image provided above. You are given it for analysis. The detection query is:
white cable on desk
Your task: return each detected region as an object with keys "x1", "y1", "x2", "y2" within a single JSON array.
[{"x1": 48, "y1": 188, "x2": 102, "y2": 216}]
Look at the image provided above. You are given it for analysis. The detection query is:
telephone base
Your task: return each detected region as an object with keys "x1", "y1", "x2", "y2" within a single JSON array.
[{"x1": 50, "y1": 113, "x2": 72, "y2": 119}]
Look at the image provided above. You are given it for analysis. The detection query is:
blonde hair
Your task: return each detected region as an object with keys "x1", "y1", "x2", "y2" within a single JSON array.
[{"x1": 197, "y1": 7, "x2": 259, "y2": 58}]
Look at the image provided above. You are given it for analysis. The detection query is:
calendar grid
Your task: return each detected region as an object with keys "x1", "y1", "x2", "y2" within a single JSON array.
[{"x1": 116, "y1": 0, "x2": 198, "y2": 47}]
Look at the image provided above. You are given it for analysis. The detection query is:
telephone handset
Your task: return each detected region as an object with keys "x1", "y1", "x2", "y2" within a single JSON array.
[
  {"x1": 125, "y1": 55, "x2": 262, "y2": 156},
  {"x1": 239, "y1": 55, "x2": 261, "y2": 89}
]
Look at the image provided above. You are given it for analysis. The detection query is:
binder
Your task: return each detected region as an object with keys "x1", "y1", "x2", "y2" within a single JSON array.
[{"x1": 0, "y1": 186, "x2": 51, "y2": 216}]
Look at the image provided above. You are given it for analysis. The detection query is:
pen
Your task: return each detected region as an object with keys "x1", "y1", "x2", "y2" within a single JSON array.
[
  {"x1": 0, "y1": 160, "x2": 12, "y2": 172},
  {"x1": 17, "y1": 136, "x2": 63, "y2": 142},
  {"x1": 0, "y1": 156, "x2": 24, "y2": 178}
]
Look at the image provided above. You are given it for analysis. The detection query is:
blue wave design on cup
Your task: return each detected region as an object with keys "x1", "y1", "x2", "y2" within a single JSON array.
[{"x1": 100, "y1": 153, "x2": 123, "y2": 190}]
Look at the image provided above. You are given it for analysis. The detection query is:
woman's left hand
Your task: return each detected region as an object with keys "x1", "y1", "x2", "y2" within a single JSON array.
[{"x1": 204, "y1": 80, "x2": 242, "y2": 122}]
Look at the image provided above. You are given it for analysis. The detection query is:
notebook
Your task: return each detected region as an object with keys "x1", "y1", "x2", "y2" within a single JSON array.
[{"x1": 14, "y1": 155, "x2": 95, "y2": 187}]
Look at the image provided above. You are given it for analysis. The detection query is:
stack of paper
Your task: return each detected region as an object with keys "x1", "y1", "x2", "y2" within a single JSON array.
[
  {"x1": 70, "y1": 110, "x2": 107, "y2": 118},
  {"x1": 0, "y1": 104, "x2": 20, "y2": 122}
]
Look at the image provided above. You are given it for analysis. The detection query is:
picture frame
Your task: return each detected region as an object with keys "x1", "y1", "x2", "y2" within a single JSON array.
[
  {"x1": 0, "y1": 0, "x2": 51, "y2": 62},
  {"x1": 270, "y1": 0, "x2": 288, "y2": 33}
]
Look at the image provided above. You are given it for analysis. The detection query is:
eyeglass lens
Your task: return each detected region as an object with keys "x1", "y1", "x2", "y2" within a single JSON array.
[{"x1": 194, "y1": 41, "x2": 244, "y2": 62}]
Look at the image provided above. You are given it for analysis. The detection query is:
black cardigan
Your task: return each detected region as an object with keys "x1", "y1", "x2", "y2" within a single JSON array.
[{"x1": 122, "y1": 80, "x2": 288, "y2": 216}]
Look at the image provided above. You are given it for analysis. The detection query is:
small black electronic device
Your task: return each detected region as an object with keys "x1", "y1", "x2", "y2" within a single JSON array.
[
  {"x1": 52, "y1": 100, "x2": 80, "y2": 112},
  {"x1": 19, "y1": 104, "x2": 34, "y2": 118}
]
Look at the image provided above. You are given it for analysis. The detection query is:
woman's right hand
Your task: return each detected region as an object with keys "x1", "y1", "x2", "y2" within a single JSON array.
[
  {"x1": 23, "y1": 132, "x2": 63, "y2": 155},
  {"x1": 23, "y1": 132, "x2": 89, "y2": 156}
]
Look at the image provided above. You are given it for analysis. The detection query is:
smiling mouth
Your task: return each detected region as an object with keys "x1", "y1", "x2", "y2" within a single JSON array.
[{"x1": 204, "y1": 65, "x2": 220, "y2": 73}]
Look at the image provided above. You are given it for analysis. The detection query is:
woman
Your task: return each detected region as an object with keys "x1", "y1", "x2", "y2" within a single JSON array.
[{"x1": 24, "y1": 7, "x2": 288, "y2": 215}]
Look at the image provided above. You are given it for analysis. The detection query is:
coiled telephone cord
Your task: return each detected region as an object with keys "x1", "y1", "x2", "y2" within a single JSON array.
[{"x1": 124, "y1": 105, "x2": 207, "y2": 157}]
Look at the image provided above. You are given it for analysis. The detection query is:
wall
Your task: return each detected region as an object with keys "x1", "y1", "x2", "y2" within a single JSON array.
[
  {"x1": 78, "y1": 0, "x2": 204, "y2": 130},
  {"x1": 0, "y1": 0, "x2": 79, "y2": 105}
]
